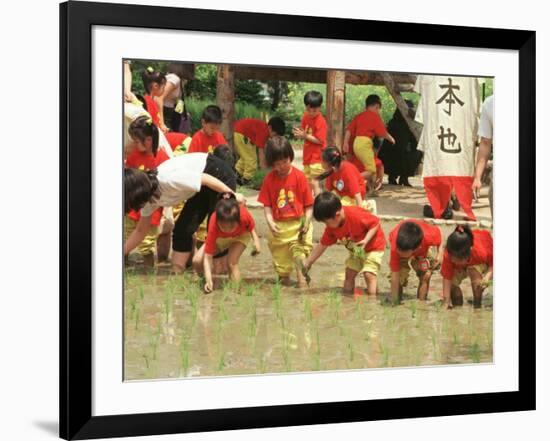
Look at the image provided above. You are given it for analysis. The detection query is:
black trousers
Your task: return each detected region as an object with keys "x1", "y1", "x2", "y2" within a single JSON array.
[{"x1": 172, "y1": 154, "x2": 237, "y2": 252}]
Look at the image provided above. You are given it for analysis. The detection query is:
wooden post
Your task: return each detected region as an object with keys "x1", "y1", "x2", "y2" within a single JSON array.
[
  {"x1": 325, "y1": 70, "x2": 346, "y2": 150},
  {"x1": 380, "y1": 72, "x2": 422, "y2": 142},
  {"x1": 216, "y1": 65, "x2": 235, "y2": 149}
]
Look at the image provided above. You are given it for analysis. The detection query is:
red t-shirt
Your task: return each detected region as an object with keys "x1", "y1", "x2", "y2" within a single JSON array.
[
  {"x1": 188, "y1": 130, "x2": 227, "y2": 154},
  {"x1": 301, "y1": 112, "x2": 327, "y2": 165},
  {"x1": 143, "y1": 95, "x2": 161, "y2": 128},
  {"x1": 347, "y1": 110, "x2": 387, "y2": 144},
  {"x1": 204, "y1": 206, "x2": 255, "y2": 255},
  {"x1": 125, "y1": 148, "x2": 170, "y2": 225},
  {"x1": 234, "y1": 118, "x2": 270, "y2": 148},
  {"x1": 441, "y1": 230, "x2": 493, "y2": 279},
  {"x1": 388, "y1": 219, "x2": 442, "y2": 272},
  {"x1": 257, "y1": 167, "x2": 314, "y2": 221},
  {"x1": 164, "y1": 132, "x2": 189, "y2": 151},
  {"x1": 320, "y1": 206, "x2": 386, "y2": 252},
  {"x1": 325, "y1": 161, "x2": 366, "y2": 199}
]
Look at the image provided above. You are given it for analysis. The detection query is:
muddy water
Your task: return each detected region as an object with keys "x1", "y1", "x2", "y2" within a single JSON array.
[{"x1": 124, "y1": 215, "x2": 493, "y2": 380}]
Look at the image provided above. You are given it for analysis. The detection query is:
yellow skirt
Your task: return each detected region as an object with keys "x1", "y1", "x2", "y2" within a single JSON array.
[{"x1": 267, "y1": 217, "x2": 313, "y2": 277}]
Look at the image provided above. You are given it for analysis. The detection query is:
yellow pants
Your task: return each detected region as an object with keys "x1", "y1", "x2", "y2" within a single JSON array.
[
  {"x1": 343, "y1": 240, "x2": 385, "y2": 275},
  {"x1": 173, "y1": 137, "x2": 192, "y2": 156},
  {"x1": 393, "y1": 246, "x2": 438, "y2": 287},
  {"x1": 452, "y1": 264, "x2": 489, "y2": 286},
  {"x1": 353, "y1": 136, "x2": 376, "y2": 173},
  {"x1": 303, "y1": 163, "x2": 325, "y2": 180},
  {"x1": 340, "y1": 195, "x2": 377, "y2": 214},
  {"x1": 124, "y1": 216, "x2": 160, "y2": 257},
  {"x1": 214, "y1": 233, "x2": 251, "y2": 253},
  {"x1": 234, "y1": 132, "x2": 258, "y2": 180},
  {"x1": 267, "y1": 217, "x2": 313, "y2": 277}
]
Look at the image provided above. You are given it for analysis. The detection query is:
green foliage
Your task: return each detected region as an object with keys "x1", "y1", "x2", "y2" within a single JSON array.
[{"x1": 249, "y1": 168, "x2": 269, "y2": 191}]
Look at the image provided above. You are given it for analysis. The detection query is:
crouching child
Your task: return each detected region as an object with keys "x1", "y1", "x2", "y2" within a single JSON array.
[{"x1": 304, "y1": 192, "x2": 386, "y2": 295}]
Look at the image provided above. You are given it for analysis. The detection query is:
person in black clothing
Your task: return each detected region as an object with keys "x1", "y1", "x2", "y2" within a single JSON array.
[{"x1": 378, "y1": 100, "x2": 422, "y2": 187}]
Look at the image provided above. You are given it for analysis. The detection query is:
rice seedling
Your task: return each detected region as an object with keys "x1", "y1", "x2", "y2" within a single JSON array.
[
  {"x1": 379, "y1": 340, "x2": 390, "y2": 367},
  {"x1": 128, "y1": 295, "x2": 137, "y2": 321},
  {"x1": 312, "y1": 326, "x2": 321, "y2": 371},
  {"x1": 469, "y1": 341, "x2": 481, "y2": 363},
  {"x1": 453, "y1": 330, "x2": 459, "y2": 346},
  {"x1": 179, "y1": 334, "x2": 190, "y2": 376},
  {"x1": 346, "y1": 331, "x2": 355, "y2": 363},
  {"x1": 304, "y1": 297, "x2": 313, "y2": 322},
  {"x1": 217, "y1": 350, "x2": 226, "y2": 372},
  {"x1": 271, "y1": 283, "x2": 283, "y2": 320},
  {"x1": 409, "y1": 301, "x2": 417, "y2": 319},
  {"x1": 134, "y1": 304, "x2": 141, "y2": 330}
]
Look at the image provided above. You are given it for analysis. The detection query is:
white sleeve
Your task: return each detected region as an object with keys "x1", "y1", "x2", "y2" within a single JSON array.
[{"x1": 478, "y1": 98, "x2": 493, "y2": 139}]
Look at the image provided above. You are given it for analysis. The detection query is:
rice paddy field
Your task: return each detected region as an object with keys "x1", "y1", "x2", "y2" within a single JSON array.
[{"x1": 124, "y1": 215, "x2": 493, "y2": 381}]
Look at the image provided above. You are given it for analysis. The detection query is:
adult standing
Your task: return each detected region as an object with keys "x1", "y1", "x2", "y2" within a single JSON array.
[
  {"x1": 473, "y1": 95, "x2": 494, "y2": 217},
  {"x1": 155, "y1": 62, "x2": 191, "y2": 133},
  {"x1": 124, "y1": 153, "x2": 240, "y2": 273}
]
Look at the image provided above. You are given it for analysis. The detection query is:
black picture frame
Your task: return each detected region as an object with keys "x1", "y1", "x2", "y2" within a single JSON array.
[{"x1": 59, "y1": 1, "x2": 536, "y2": 439}]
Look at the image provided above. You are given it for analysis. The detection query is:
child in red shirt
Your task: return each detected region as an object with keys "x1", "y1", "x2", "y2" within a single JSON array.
[
  {"x1": 388, "y1": 220, "x2": 443, "y2": 304},
  {"x1": 304, "y1": 192, "x2": 386, "y2": 295},
  {"x1": 124, "y1": 116, "x2": 172, "y2": 266},
  {"x1": 258, "y1": 136, "x2": 314, "y2": 288},
  {"x1": 344, "y1": 94, "x2": 395, "y2": 194},
  {"x1": 188, "y1": 105, "x2": 227, "y2": 154},
  {"x1": 192, "y1": 194, "x2": 260, "y2": 292},
  {"x1": 234, "y1": 116, "x2": 286, "y2": 182},
  {"x1": 141, "y1": 66, "x2": 167, "y2": 132},
  {"x1": 292, "y1": 91, "x2": 327, "y2": 194},
  {"x1": 441, "y1": 225, "x2": 493, "y2": 309},
  {"x1": 317, "y1": 146, "x2": 367, "y2": 207}
]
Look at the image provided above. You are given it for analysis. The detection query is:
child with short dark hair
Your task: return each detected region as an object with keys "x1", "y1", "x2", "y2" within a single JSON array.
[
  {"x1": 234, "y1": 116, "x2": 286, "y2": 183},
  {"x1": 192, "y1": 194, "x2": 260, "y2": 292},
  {"x1": 140, "y1": 66, "x2": 167, "y2": 130},
  {"x1": 188, "y1": 105, "x2": 227, "y2": 154},
  {"x1": 441, "y1": 225, "x2": 493, "y2": 309},
  {"x1": 344, "y1": 94, "x2": 395, "y2": 194},
  {"x1": 317, "y1": 146, "x2": 377, "y2": 212},
  {"x1": 304, "y1": 192, "x2": 386, "y2": 295},
  {"x1": 292, "y1": 91, "x2": 327, "y2": 194},
  {"x1": 388, "y1": 220, "x2": 443, "y2": 304},
  {"x1": 258, "y1": 136, "x2": 314, "y2": 287}
]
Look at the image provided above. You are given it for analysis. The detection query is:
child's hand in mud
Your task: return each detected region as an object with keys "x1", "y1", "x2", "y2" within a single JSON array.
[
  {"x1": 204, "y1": 280, "x2": 213, "y2": 293},
  {"x1": 251, "y1": 242, "x2": 261, "y2": 256}
]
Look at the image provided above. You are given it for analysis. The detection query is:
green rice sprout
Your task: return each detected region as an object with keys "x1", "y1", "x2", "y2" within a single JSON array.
[
  {"x1": 304, "y1": 297, "x2": 313, "y2": 322},
  {"x1": 179, "y1": 335, "x2": 190, "y2": 376},
  {"x1": 469, "y1": 341, "x2": 481, "y2": 363}
]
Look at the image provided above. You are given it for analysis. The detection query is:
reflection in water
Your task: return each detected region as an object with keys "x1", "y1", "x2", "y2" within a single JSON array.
[{"x1": 124, "y1": 220, "x2": 493, "y2": 380}]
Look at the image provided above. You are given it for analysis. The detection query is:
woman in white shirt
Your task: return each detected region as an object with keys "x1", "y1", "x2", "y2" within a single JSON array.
[
  {"x1": 124, "y1": 153, "x2": 241, "y2": 272},
  {"x1": 155, "y1": 63, "x2": 188, "y2": 133}
]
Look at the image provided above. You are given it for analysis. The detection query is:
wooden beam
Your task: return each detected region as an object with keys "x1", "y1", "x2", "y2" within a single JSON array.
[
  {"x1": 216, "y1": 65, "x2": 235, "y2": 149},
  {"x1": 326, "y1": 70, "x2": 346, "y2": 149},
  {"x1": 232, "y1": 65, "x2": 416, "y2": 86},
  {"x1": 380, "y1": 72, "x2": 422, "y2": 142}
]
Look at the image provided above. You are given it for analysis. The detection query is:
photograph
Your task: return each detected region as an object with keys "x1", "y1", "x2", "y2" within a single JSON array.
[{"x1": 122, "y1": 60, "x2": 494, "y2": 380}]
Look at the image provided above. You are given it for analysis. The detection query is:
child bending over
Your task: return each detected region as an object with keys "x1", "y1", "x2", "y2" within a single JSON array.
[
  {"x1": 441, "y1": 225, "x2": 493, "y2": 309},
  {"x1": 192, "y1": 194, "x2": 260, "y2": 292},
  {"x1": 304, "y1": 192, "x2": 386, "y2": 295},
  {"x1": 388, "y1": 220, "x2": 443, "y2": 304}
]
